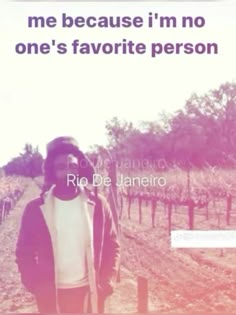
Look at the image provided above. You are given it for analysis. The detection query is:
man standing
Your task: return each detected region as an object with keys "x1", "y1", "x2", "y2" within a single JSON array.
[{"x1": 16, "y1": 136, "x2": 120, "y2": 313}]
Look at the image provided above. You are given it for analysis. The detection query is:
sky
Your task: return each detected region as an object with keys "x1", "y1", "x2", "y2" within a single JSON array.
[{"x1": 0, "y1": 1, "x2": 236, "y2": 166}]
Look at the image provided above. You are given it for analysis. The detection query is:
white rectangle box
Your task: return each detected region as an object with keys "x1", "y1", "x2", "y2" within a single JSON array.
[{"x1": 171, "y1": 230, "x2": 236, "y2": 248}]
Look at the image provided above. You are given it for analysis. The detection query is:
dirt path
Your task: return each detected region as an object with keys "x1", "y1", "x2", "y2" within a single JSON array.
[
  {"x1": 0, "y1": 181, "x2": 38, "y2": 312},
  {"x1": 121, "y1": 201, "x2": 236, "y2": 313}
]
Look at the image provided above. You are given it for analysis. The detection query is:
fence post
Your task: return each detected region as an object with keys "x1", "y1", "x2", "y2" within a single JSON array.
[
  {"x1": 205, "y1": 203, "x2": 209, "y2": 220},
  {"x1": 127, "y1": 190, "x2": 132, "y2": 220},
  {"x1": 119, "y1": 192, "x2": 123, "y2": 219},
  {"x1": 151, "y1": 196, "x2": 156, "y2": 228},
  {"x1": 2, "y1": 199, "x2": 5, "y2": 223},
  {"x1": 0, "y1": 201, "x2": 2, "y2": 225},
  {"x1": 167, "y1": 202, "x2": 172, "y2": 235},
  {"x1": 188, "y1": 200, "x2": 194, "y2": 230},
  {"x1": 226, "y1": 193, "x2": 232, "y2": 225},
  {"x1": 137, "y1": 277, "x2": 148, "y2": 313},
  {"x1": 138, "y1": 194, "x2": 142, "y2": 224}
]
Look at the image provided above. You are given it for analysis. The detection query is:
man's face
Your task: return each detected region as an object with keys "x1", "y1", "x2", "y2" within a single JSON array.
[{"x1": 53, "y1": 153, "x2": 79, "y2": 186}]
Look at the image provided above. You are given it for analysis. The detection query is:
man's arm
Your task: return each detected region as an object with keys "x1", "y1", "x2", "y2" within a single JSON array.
[
  {"x1": 99, "y1": 195, "x2": 121, "y2": 296},
  {"x1": 15, "y1": 201, "x2": 38, "y2": 294}
]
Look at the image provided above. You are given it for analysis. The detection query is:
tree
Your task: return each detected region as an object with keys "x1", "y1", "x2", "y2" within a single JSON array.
[
  {"x1": 92, "y1": 81, "x2": 236, "y2": 169},
  {"x1": 3, "y1": 143, "x2": 44, "y2": 177}
]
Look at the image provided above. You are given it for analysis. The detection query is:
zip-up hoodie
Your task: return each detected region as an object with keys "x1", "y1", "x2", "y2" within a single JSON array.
[{"x1": 15, "y1": 185, "x2": 120, "y2": 313}]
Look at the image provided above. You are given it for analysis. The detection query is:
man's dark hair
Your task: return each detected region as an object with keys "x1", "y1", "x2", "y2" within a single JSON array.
[{"x1": 42, "y1": 137, "x2": 95, "y2": 192}]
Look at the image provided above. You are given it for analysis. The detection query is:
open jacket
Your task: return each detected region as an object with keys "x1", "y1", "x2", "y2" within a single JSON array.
[{"x1": 15, "y1": 186, "x2": 120, "y2": 313}]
